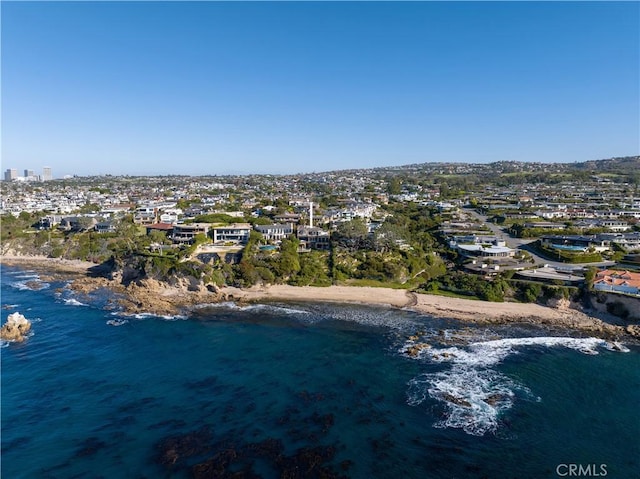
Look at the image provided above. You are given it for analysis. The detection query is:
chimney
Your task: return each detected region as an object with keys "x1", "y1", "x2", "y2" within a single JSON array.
[{"x1": 309, "y1": 201, "x2": 313, "y2": 228}]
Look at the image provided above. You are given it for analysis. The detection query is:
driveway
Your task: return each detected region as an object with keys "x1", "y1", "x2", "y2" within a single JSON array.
[{"x1": 463, "y1": 208, "x2": 615, "y2": 269}]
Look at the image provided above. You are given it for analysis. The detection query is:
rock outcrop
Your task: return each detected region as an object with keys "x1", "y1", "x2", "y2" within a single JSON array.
[
  {"x1": 1, "y1": 312, "x2": 32, "y2": 342},
  {"x1": 405, "y1": 343, "x2": 431, "y2": 358},
  {"x1": 626, "y1": 324, "x2": 640, "y2": 338}
]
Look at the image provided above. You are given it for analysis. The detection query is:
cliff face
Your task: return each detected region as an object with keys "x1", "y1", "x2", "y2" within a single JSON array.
[
  {"x1": 72, "y1": 255, "x2": 222, "y2": 316},
  {"x1": 590, "y1": 292, "x2": 640, "y2": 321}
]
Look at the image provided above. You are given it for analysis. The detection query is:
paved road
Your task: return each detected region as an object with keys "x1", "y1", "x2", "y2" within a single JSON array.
[{"x1": 463, "y1": 208, "x2": 615, "y2": 270}]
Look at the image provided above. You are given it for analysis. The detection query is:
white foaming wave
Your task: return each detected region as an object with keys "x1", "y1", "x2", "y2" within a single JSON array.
[
  {"x1": 241, "y1": 304, "x2": 311, "y2": 315},
  {"x1": 407, "y1": 366, "x2": 535, "y2": 437},
  {"x1": 13, "y1": 272, "x2": 40, "y2": 280},
  {"x1": 2, "y1": 304, "x2": 19, "y2": 309},
  {"x1": 471, "y1": 336, "x2": 616, "y2": 357},
  {"x1": 112, "y1": 311, "x2": 187, "y2": 321},
  {"x1": 193, "y1": 301, "x2": 241, "y2": 310},
  {"x1": 323, "y1": 307, "x2": 423, "y2": 332},
  {"x1": 9, "y1": 281, "x2": 32, "y2": 291},
  {"x1": 9, "y1": 280, "x2": 50, "y2": 291},
  {"x1": 406, "y1": 336, "x2": 628, "y2": 367},
  {"x1": 106, "y1": 318, "x2": 129, "y2": 326},
  {"x1": 63, "y1": 298, "x2": 88, "y2": 307},
  {"x1": 405, "y1": 336, "x2": 628, "y2": 436},
  {"x1": 432, "y1": 368, "x2": 527, "y2": 436},
  {"x1": 193, "y1": 302, "x2": 311, "y2": 316}
]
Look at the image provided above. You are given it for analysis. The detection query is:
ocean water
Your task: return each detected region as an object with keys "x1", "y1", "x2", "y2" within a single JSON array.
[{"x1": 2, "y1": 265, "x2": 639, "y2": 479}]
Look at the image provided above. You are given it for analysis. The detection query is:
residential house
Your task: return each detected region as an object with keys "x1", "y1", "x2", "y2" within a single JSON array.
[
  {"x1": 172, "y1": 223, "x2": 211, "y2": 245},
  {"x1": 254, "y1": 223, "x2": 294, "y2": 242},
  {"x1": 274, "y1": 213, "x2": 301, "y2": 224},
  {"x1": 451, "y1": 238, "x2": 515, "y2": 258},
  {"x1": 58, "y1": 216, "x2": 97, "y2": 232},
  {"x1": 594, "y1": 270, "x2": 640, "y2": 296},
  {"x1": 540, "y1": 235, "x2": 611, "y2": 253},
  {"x1": 134, "y1": 206, "x2": 158, "y2": 225},
  {"x1": 212, "y1": 223, "x2": 252, "y2": 244},
  {"x1": 95, "y1": 221, "x2": 116, "y2": 234},
  {"x1": 297, "y1": 226, "x2": 330, "y2": 251},
  {"x1": 159, "y1": 208, "x2": 182, "y2": 224}
]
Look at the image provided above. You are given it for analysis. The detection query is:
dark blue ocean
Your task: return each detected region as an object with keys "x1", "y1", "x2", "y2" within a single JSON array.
[{"x1": 2, "y1": 265, "x2": 639, "y2": 479}]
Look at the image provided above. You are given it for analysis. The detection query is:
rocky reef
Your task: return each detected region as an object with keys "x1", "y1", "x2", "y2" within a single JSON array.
[{"x1": 1, "y1": 312, "x2": 32, "y2": 342}]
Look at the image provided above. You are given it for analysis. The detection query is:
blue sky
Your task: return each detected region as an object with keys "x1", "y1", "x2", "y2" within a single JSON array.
[{"x1": 2, "y1": 1, "x2": 639, "y2": 177}]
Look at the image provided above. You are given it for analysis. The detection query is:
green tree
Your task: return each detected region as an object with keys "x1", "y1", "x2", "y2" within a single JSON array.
[
  {"x1": 293, "y1": 251, "x2": 331, "y2": 286},
  {"x1": 583, "y1": 267, "x2": 597, "y2": 289},
  {"x1": 520, "y1": 283, "x2": 542, "y2": 303},
  {"x1": 334, "y1": 218, "x2": 369, "y2": 251},
  {"x1": 276, "y1": 237, "x2": 301, "y2": 279},
  {"x1": 387, "y1": 177, "x2": 402, "y2": 195}
]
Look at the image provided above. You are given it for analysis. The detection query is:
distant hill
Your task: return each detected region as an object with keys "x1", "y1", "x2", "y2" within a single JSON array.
[{"x1": 569, "y1": 156, "x2": 640, "y2": 173}]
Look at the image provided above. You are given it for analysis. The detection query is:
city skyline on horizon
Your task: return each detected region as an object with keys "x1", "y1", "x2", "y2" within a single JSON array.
[{"x1": 2, "y1": 1, "x2": 639, "y2": 177}]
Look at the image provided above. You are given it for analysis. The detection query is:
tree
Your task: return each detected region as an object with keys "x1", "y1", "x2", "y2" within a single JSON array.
[
  {"x1": 334, "y1": 218, "x2": 369, "y2": 251},
  {"x1": 276, "y1": 237, "x2": 300, "y2": 279},
  {"x1": 148, "y1": 230, "x2": 171, "y2": 245},
  {"x1": 520, "y1": 283, "x2": 542, "y2": 302},
  {"x1": 373, "y1": 221, "x2": 407, "y2": 253},
  {"x1": 583, "y1": 267, "x2": 597, "y2": 289},
  {"x1": 387, "y1": 177, "x2": 401, "y2": 195},
  {"x1": 293, "y1": 251, "x2": 331, "y2": 286},
  {"x1": 76, "y1": 216, "x2": 96, "y2": 231}
]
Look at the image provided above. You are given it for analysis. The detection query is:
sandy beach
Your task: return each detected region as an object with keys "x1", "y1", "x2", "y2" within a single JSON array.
[
  {"x1": 221, "y1": 284, "x2": 627, "y2": 336},
  {"x1": 0, "y1": 255, "x2": 97, "y2": 275}
]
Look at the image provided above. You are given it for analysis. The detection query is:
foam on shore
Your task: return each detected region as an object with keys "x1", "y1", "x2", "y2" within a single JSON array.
[{"x1": 404, "y1": 336, "x2": 629, "y2": 436}]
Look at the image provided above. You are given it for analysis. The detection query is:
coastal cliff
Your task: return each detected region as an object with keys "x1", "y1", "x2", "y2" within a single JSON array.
[{"x1": 2, "y1": 254, "x2": 638, "y2": 340}]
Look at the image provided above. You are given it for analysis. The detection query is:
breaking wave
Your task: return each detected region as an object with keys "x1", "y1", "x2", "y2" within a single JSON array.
[
  {"x1": 9, "y1": 280, "x2": 50, "y2": 291},
  {"x1": 63, "y1": 298, "x2": 88, "y2": 307},
  {"x1": 111, "y1": 311, "x2": 187, "y2": 321},
  {"x1": 192, "y1": 302, "x2": 311, "y2": 316},
  {"x1": 106, "y1": 318, "x2": 129, "y2": 326},
  {"x1": 404, "y1": 336, "x2": 629, "y2": 436}
]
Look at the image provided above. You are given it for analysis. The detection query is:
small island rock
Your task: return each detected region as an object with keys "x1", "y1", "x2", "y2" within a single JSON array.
[{"x1": 1, "y1": 312, "x2": 32, "y2": 342}]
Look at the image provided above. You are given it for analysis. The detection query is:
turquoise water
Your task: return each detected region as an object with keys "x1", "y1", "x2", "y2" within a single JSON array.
[
  {"x1": 551, "y1": 244, "x2": 588, "y2": 252},
  {"x1": 2, "y1": 265, "x2": 639, "y2": 478}
]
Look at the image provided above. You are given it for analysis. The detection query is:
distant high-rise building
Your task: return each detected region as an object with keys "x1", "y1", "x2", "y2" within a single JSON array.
[
  {"x1": 4, "y1": 168, "x2": 18, "y2": 181},
  {"x1": 24, "y1": 169, "x2": 35, "y2": 178},
  {"x1": 42, "y1": 167, "x2": 52, "y2": 181}
]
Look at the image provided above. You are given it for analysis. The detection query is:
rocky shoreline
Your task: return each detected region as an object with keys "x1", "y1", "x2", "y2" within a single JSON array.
[{"x1": 2, "y1": 255, "x2": 639, "y2": 340}]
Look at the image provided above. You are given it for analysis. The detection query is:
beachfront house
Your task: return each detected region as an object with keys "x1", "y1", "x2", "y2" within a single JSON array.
[
  {"x1": 593, "y1": 270, "x2": 640, "y2": 296},
  {"x1": 212, "y1": 223, "x2": 252, "y2": 244},
  {"x1": 254, "y1": 223, "x2": 294, "y2": 242},
  {"x1": 297, "y1": 226, "x2": 330, "y2": 251},
  {"x1": 172, "y1": 223, "x2": 211, "y2": 245}
]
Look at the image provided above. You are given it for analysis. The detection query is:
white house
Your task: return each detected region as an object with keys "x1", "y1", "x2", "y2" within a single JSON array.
[
  {"x1": 254, "y1": 223, "x2": 293, "y2": 242},
  {"x1": 213, "y1": 223, "x2": 252, "y2": 244}
]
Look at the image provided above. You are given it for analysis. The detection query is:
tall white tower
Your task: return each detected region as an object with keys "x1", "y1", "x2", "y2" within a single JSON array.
[{"x1": 309, "y1": 201, "x2": 313, "y2": 228}]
